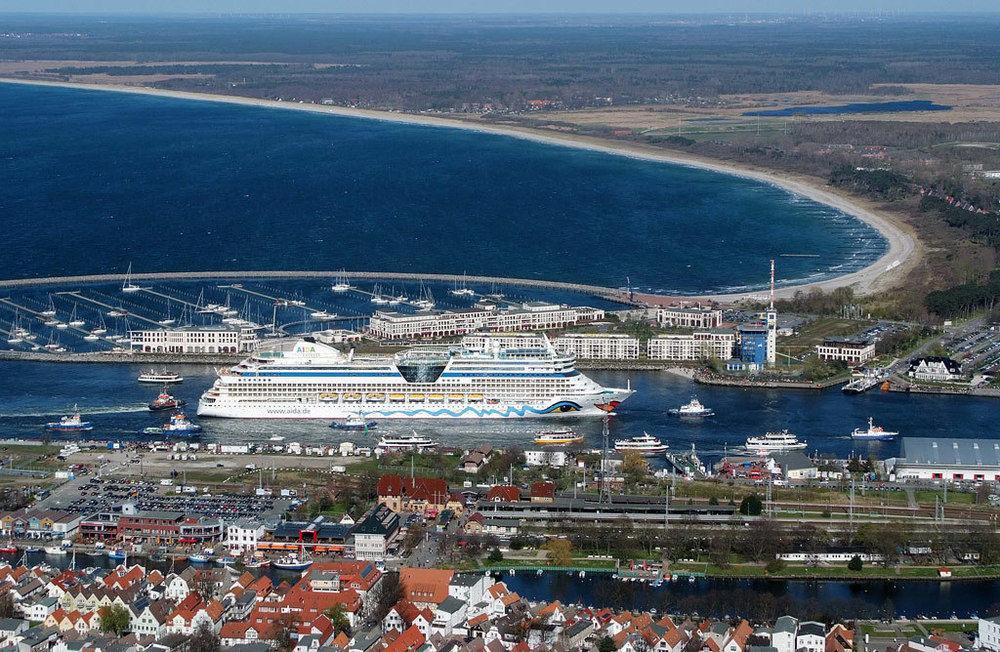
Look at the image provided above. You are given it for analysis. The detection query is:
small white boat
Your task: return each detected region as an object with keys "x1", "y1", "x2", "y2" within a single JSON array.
[
  {"x1": 138, "y1": 370, "x2": 183, "y2": 384},
  {"x1": 851, "y1": 417, "x2": 898, "y2": 441},
  {"x1": 668, "y1": 397, "x2": 714, "y2": 417},
  {"x1": 43, "y1": 546, "x2": 67, "y2": 556},
  {"x1": 310, "y1": 310, "x2": 336, "y2": 320}
]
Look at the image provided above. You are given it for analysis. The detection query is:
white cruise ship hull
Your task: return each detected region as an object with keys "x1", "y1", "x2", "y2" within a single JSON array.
[{"x1": 197, "y1": 391, "x2": 630, "y2": 419}]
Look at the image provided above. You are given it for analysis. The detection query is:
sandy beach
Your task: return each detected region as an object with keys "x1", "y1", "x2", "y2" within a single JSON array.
[{"x1": 0, "y1": 77, "x2": 918, "y2": 303}]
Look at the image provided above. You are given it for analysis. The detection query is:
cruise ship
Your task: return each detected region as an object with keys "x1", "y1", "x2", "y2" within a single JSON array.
[{"x1": 197, "y1": 336, "x2": 633, "y2": 419}]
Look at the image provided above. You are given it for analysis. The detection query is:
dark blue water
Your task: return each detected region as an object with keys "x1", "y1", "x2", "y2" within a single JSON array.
[
  {"x1": 503, "y1": 572, "x2": 998, "y2": 619},
  {"x1": 1, "y1": 362, "x2": 996, "y2": 462},
  {"x1": 743, "y1": 100, "x2": 952, "y2": 117},
  {"x1": 0, "y1": 82, "x2": 885, "y2": 295}
]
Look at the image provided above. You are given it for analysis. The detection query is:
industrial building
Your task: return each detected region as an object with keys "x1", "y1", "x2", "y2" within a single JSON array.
[{"x1": 890, "y1": 437, "x2": 1000, "y2": 483}]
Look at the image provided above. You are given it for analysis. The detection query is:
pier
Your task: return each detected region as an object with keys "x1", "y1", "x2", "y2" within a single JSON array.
[{"x1": 0, "y1": 270, "x2": 636, "y2": 304}]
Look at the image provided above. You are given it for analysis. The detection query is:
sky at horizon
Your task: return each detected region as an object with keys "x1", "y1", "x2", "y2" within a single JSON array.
[{"x1": 4, "y1": 0, "x2": 999, "y2": 14}]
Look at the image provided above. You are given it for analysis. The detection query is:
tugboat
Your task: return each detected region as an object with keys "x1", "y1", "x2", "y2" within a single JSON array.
[
  {"x1": 851, "y1": 417, "x2": 899, "y2": 441},
  {"x1": 143, "y1": 412, "x2": 203, "y2": 437},
  {"x1": 148, "y1": 389, "x2": 187, "y2": 412},
  {"x1": 533, "y1": 428, "x2": 584, "y2": 446},
  {"x1": 614, "y1": 433, "x2": 668, "y2": 456},
  {"x1": 668, "y1": 397, "x2": 714, "y2": 417},
  {"x1": 45, "y1": 407, "x2": 93, "y2": 432},
  {"x1": 330, "y1": 414, "x2": 377, "y2": 431}
]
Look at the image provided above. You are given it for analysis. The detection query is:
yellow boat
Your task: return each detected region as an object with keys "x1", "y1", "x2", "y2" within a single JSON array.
[
  {"x1": 389, "y1": 394, "x2": 406, "y2": 402},
  {"x1": 533, "y1": 429, "x2": 584, "y2": 446},
  {"x1": 366, "y1": 393, "x2": 385, "y2": 401},
  {"x1": 344, "y1": 393, "x2": 362, "y2": 402},
  {"x1": 428, "y1": 394, "x2": 445, "y2": 401},
  {"x1": 409, "y1": 393, "x2": 425, "y2": 401},
  {"x1": 448, "y1": 394, "x2": 465, "y2": 401},
  {"x1": 468, "y1": 393, "x2": 484, "y2": 401},
  {"x1": 319, "y1": 393, "x2": 339, "y2": 402}
]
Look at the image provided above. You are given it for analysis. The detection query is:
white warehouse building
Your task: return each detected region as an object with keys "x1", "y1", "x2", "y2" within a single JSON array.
[{"x1": 129, "y1": 324, "x2": 259, "y2": 354}]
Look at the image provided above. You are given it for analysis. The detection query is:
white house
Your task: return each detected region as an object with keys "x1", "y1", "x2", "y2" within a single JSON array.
[
  {"x1": 225, "y1": 519, "x2": 266, "y2": 554},
  {"x1": 796, "y1": 622, "x2": 826, "y2": 652},
  {"x1": 979, "y1": 617, "x2": 1000, "y2": 652},
  {"x1": 770, "y1": 616, "x2": 798, "y2": 652}
]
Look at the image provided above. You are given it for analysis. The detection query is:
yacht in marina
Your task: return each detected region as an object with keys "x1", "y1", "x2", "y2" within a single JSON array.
[
  {"x1": 331, "y1": 274, "x2": 354, "y2": 293},
  {"x1": 310, "y1": 310, "x2": 336, "y2": 320},
  {"x1": 668, "y1": 397, "x2": 714, "y2": 417},
  {"x1": 197, "y1": 335, "x2": 633, "y2": 419},
  {"x1": 614, "y1": 433, "x2": 668, "y2": 456},
  {"x1": 67, "y1": 304, "x2": 85, "y2": 328},
  {"x1": 121, "y1": 263, "x2": 144, "y2": 293},
  {"x1": 40, "y1": 297, "x2": 57, "y2": 318},
  {"x1": 745, "y1": 430, "x2": 807, "y2": 453}
]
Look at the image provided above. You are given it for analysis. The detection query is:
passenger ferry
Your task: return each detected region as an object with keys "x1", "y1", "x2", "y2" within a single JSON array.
[
  {"x1": 197, "y1": 336, "x2": 633, "y2": 419},
  {"x1": 614, "y1": 433, "x2": 668, "y2": 456},
  {"x1": 851, "y1": 417, "x2": 898, "y2": 441},
  {"x1": 533, "y1": 429, "x2": 584, "y2": 445},
  {"x1": 138, "y1": 370, "x2": 183, "y2": 384},
  {"x1": 668, "y1": 397, "x2": 714, "y2": 417},
  {"x1": 376, "y1": 432, "x2": 439, "y2": 451},
  {"x1": 745, "y1": 430, "x2": 807, "y2": 453},
  {"x1": 45, "y1": 408, "x2": 93, "y2": 432}
]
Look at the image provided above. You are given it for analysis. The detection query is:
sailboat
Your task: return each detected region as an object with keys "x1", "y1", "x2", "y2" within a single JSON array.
[
  {"x1": 158, "y1": 303, "x2": 176, "y2": 326},
  {"x1": 450, "y1": 274, "x2": 476, "y2": 297},
  {"x1": 371, "y1": 284, "x2": 389, "y2": 305},
  {"x1": 40, "y1": 296, "x2": 57, "y2": 318},
  {"x1": 331, "y1": 272, "x2": 354, "y2": 293},
  {"x1": 412, "y1": 284, "x2": 436, "y2": 311},
  {"x1": 91, "y1": 315, "x2": 108, "y2": 336},
  {"x1": 6, "y1": 316, "x2": 23, "y2": 345},
  {"x1": 121, "y1": 263, "x2": 143, "y2": 293},
  {"x1": 68, "y1": 304, "x2": 85, "y2": 328}
]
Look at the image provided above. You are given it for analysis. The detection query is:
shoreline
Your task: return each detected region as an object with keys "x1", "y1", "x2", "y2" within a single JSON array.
[{"x1": 0, "y1": 77, "x2": 918, "y2": 302}]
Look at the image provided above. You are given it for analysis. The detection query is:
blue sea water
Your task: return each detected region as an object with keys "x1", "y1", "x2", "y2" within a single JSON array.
[
  {"x1": 0, "y1": 82, "x2": 885, "y2": 294},
  {"x1": 743, "y1": 100, "x2": 952, "y2": 117}
]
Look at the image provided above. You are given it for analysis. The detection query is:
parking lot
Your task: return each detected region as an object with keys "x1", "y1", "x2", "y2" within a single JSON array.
[{"x1": 51, "y1": 475, "x2": 295, "y2": 521}]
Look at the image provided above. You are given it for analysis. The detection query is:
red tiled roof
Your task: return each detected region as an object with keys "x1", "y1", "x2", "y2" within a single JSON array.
[
  {"x1": 378, "y1": 475, "x2": 449, "y2": 503},
  {"x1": 485, "y1": 486, "x2": 520, "y2": 501}
]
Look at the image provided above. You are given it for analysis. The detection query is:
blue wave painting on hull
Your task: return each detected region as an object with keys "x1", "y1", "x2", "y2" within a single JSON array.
[{"x1": 366, "y1": 401, "x2": 583, "y2": 418}]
